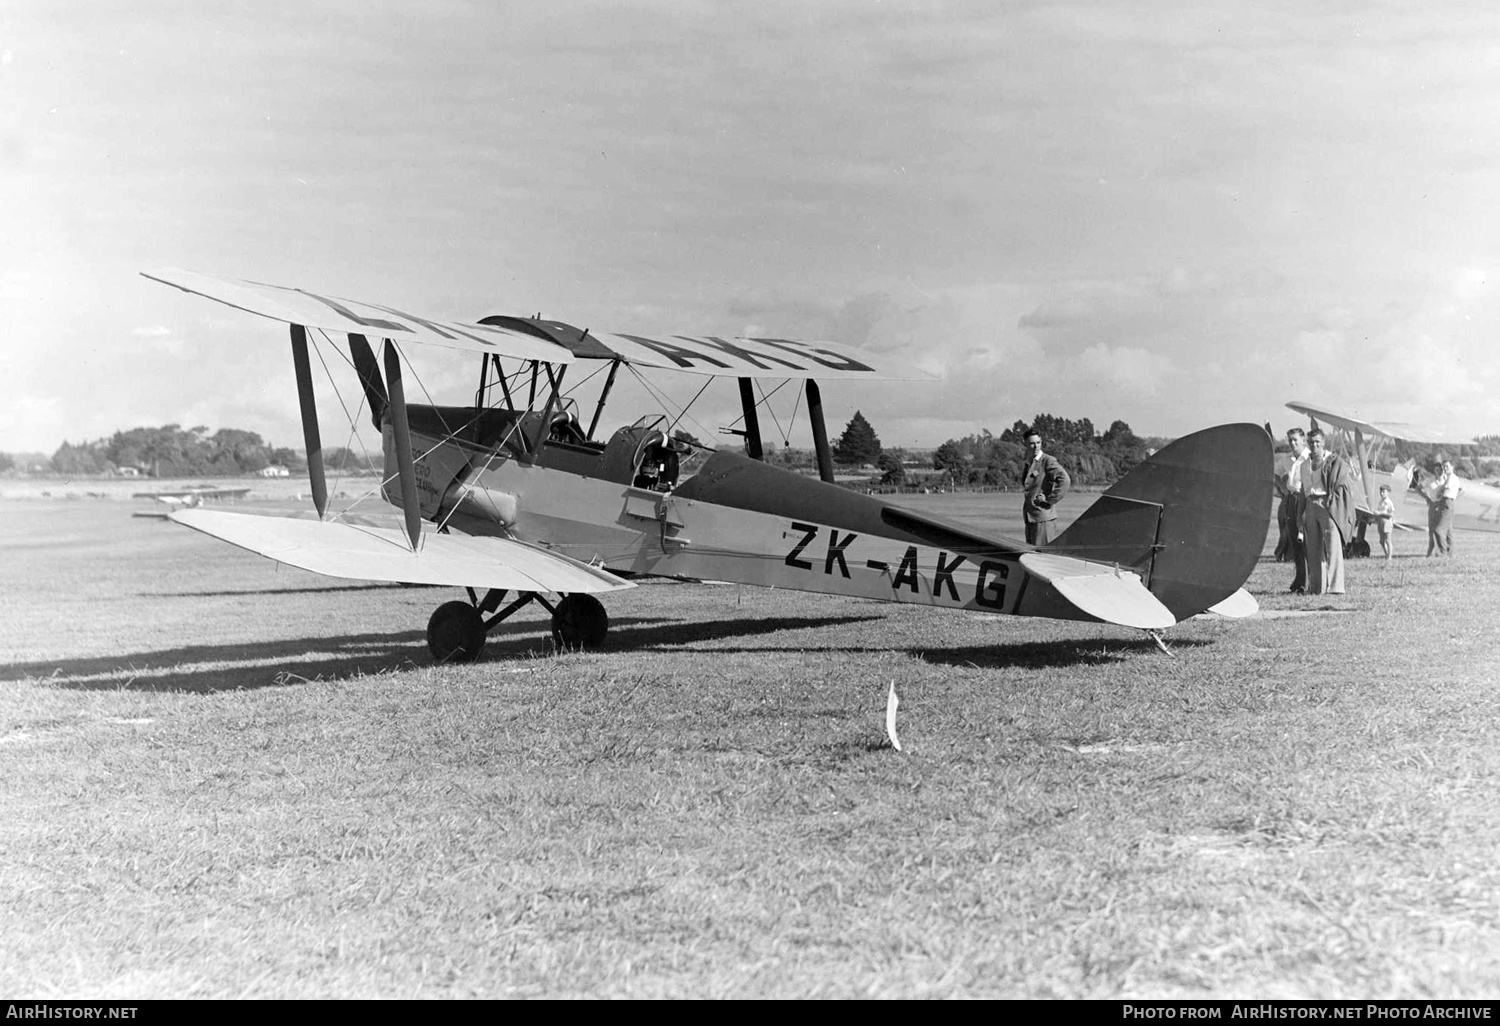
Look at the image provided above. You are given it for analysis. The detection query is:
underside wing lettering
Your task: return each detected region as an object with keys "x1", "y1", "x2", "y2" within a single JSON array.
[
  {"x1": 688, "y1": 336, "x2": 806, "y2": 371},
  {"x1": 364, "y1": 303, "x2": 502, "y2": 348},
  {"x1": 785, "y1": 521, "x2": 818, "y2": 570},
  {"x1": 748, "y1": 338, "x2": 876, "y2": 373},
  {"x1": 824, "y1": 530, "x2": 857, "y2": 577},
  {"x1": 294, "y1": 290, "x2": 411, "y2": 333},
  {"x1": 619, "y1": 334, "x2": 733, "y2": 370},
  {"x1": 975, "y1": 559, "x2": 1009, "y2": 610},
  {"x1": 932, "y1": 551, "x2": 966, "y2": 601},
  {"x1": 893, "y1": 546, "x2": 921, "y2": 593}
]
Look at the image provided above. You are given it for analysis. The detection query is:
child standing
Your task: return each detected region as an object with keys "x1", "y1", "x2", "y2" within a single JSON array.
[{"x1": 1376, "y1": 483, "x2": 1396, "y2": 561}]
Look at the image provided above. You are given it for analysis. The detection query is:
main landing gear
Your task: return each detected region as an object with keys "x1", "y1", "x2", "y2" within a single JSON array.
[{"x1": 425, "y1": 589, "x2": 611, "y2": 663}]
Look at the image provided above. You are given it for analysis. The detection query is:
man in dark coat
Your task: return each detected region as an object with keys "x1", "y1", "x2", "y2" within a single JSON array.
[
  {"x1": 1300, "y1": 428, "x2": 1355, "y2": 594},
  {"x1": 1022, "y1": 428, "x2": 1070, "y2": 546}
]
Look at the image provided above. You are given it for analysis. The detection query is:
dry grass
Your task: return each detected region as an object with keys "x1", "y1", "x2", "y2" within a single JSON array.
[{"x1": 2, "y1": 495, "x2": 1498, "y2": 998}]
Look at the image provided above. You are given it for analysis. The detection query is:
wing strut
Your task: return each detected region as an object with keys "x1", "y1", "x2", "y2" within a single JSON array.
[
  {"x1": 348, "y1": 333, "x2": 388, "y2": 430},
  {"x1": 806, "y1": 379, "x2": 836, "y2": 484},
  {"x1": 737, "y1": 378, "x2": 764, "y2": 460},
  {"x1": 382, "y1": 339, "x2": 423, "y2": 550},
  {"x1": 289, "y1": 324, "x2": 328, "y2": 518},
  {"x1": 587, "y1": 359, "x2": 621, "y2": 442}
]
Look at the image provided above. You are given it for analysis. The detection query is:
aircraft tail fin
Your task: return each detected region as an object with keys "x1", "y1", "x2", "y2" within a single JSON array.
[{"x1": 1047, "y1": 423, "x2": 1272, "y2": 622}]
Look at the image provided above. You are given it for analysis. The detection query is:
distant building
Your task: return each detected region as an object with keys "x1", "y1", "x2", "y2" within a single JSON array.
[{"x1": 260, "y1": 465, "x2": 291, "y2": 478}]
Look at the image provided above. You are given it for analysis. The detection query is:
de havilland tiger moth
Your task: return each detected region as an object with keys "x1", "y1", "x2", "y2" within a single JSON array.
[{"x1": 142, "y1": 269, "x2": 1271, "y2": 663}]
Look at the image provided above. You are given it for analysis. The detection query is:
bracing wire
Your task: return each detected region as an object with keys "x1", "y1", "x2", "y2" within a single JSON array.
[{"x1": 624, "y1": 364, "x2": 718, "y2": 448}]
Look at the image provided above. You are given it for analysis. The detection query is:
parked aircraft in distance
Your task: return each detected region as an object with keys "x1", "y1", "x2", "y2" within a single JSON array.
[
  {"x1": 133, "y1": 485, "x2": 253, "y2": 505},
  {"x1": 1287, "y1": 401, "x2": 1499, "y2": 553},
  {"x1": 141, "y1": 268, "x2": 1271, "y2": 663}
]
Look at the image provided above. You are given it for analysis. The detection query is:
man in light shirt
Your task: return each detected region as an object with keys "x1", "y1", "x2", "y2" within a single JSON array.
[
  {"x1": 1427, "y1": 459, "x2": 1464, "y2": 556},
  {"x1": 1283, "y1": 427, "x2": 1309, "y2": 593}
]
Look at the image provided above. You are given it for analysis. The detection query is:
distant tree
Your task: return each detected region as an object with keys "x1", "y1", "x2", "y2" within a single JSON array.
[
  {"x1": 877, "y1": 451, "x2": 906, "y2": 486},
  {"x1": 833, "y1": 410, "x2": 882, "y2": 465},
  {"x1": 0, "y1": 452, "x2": 13, "y2": 474},
  {"x1": 269, "y1": 447, "x2": 304, "y2": 470},
  {"x1": 51, "y1": 441, "x2": 109, "y2": 475},
  {"x1": 932, "y1": 440, "x2": 970, "y2": 482}
]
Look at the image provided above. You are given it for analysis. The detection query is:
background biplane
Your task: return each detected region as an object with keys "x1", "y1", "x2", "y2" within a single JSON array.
[
  {"x1": 142, "y1": 269, "x2": 1271, "y2": 662},
  {"x1": 1286, "y1": 401, "x2": 1500, "y2": 552}
]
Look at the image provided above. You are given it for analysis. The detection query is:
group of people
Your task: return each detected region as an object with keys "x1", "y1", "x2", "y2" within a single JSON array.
[
  {"x1": 1275, "y1": 428, "x2": 1465, "y2": 592},
  {"x1": 1273, "y1": 427, "x2": 1357, "y2": 594},
  {"x1": 1023, "y1": 424, "x2": 1464, "y2": 601}
]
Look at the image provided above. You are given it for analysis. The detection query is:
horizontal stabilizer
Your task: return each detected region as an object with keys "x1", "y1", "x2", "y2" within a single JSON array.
[
  {"x1": 170, "y1": 509, "x2": 632, "y2": 594},
  {"x1": 1018, "y1": 552, "x2": 1176, "y2": 630},
  {"x1": 1204, "y1": 588, "x2": 1258, "y2": 619}
]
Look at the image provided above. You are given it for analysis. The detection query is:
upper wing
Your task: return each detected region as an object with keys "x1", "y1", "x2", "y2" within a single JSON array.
[
  {"x1": 1286, "y1": 401, "x2": 1475, "y2": 446},
  {"x1": 143, "y1": 269, "x2": 576, "y2": 365},
  {"x1": 146, "y1": 268, "x2": 933, "y2": 380},
  {"x1": 580, "y1": 332, "x2": 935, "y2": 380},
  {"x1": 481, "y1": 313, "x2": 936, "y2": 380},
  {"x1": 170, "y1": 509, "x2": 633, "y2": 593}
]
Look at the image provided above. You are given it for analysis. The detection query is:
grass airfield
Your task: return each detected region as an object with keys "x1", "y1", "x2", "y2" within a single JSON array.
[{"x1": 2, "y1": 487, "x2": 1498, "y2": 998}]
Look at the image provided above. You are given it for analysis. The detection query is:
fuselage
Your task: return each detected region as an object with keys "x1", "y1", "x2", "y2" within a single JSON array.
[{"x1": 391, "y1": 408, "x2": 1088, "y2": 622}]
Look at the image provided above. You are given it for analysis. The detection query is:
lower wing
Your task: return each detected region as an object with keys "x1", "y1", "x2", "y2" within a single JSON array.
[{"x1": 170, "y1": 509, "x2": 633, "y2": 593}]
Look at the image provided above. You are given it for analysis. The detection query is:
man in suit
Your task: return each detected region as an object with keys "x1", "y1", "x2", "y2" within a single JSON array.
[
  {"x1": 1300, "y1": 428, "x2": 1355, "y2": 594},
  {"x1": 1022, "y1": 428, "x2": 1070, "y2": 546},
  {"x1": 1283, "y1": 427, "x2": 1309, "y2": 593}
]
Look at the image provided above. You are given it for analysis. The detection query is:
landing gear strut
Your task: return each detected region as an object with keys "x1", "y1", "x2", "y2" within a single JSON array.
[{"x1": 423, "y1": 589, "x2": 611, "y2": 663}]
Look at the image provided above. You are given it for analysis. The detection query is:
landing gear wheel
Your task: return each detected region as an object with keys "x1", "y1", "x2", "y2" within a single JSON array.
[
  {"x1": 551, "y1": 594, "x2": 608, "y2": 651},
  {"x1": 1352, "y1": 539, "x2": 1371, "y2": 558},
  {"x1": 427, "y1": 600, "x2": 486, "y2": 664}
]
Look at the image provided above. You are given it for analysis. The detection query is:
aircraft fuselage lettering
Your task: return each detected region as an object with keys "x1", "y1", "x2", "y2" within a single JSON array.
[
  {"x1": 974, "y1": 560, "x2": 1008, "y2": 610},
  {"x1": 777, "y1": 522, "x2": 1015, "y2": 610},
  {"x1": 785, "y1": 522, "x2": 818, "y2": 570},
  {"x1": 893, "y1": 546, "x2": 921, "y2": 593},
  {"x1": 933, "y1": 550, "x2": 966, "y2": 601},
  {"x1": 825, "y1": 530, "x2": 856, "y2": 577}
]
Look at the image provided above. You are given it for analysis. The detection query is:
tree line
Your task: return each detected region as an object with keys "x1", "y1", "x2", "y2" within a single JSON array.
[
  {"x1": 17, "y1": 425, "x2": 310, "y2": 478},
  {"x1": 758, "y1": 410, "x2": 1168, "y2": 489}
]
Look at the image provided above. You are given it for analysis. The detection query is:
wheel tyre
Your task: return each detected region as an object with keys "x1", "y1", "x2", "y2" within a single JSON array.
[
  {"x1": 1355, "y1": 539, "x2": 1371, "y2": 558},
  {"x1": 552, "y1": 594, "x2": 608, "y2": 651},
  {"x1": 427, "y1": 600, "x2": 486, "y2": 664}
]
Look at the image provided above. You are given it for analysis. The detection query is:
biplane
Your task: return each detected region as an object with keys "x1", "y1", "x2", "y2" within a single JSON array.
[
  {"x1": 133, "y1": 485, "x2": 253, "y2": 505},
  {"x1": 1286, "y1": 401, "x2": 1500, "y2": 552},
  {"x1": 141, "y1": 268, "x2": 1271, "y2": 662},
  {"x1": 131, "y1": 484, "x2": 252, "y2": 519}
]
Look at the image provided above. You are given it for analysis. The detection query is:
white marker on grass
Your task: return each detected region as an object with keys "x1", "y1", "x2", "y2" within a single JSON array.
[{"x1": 886, "y1": 680, "x2": 902, "y2": 752}]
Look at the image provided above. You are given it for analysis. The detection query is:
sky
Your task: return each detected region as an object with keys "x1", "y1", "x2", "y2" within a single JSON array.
[{"x1": 4, "y1": 0, "x2": 1500, "y2": 457}]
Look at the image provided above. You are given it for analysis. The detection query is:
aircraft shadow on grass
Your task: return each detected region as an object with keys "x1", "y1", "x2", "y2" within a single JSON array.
[
  {"x1": 143, "y1": 582, "x2": 439, "y2": 599},
  {"x1": 906, "y1": 635, "x2": 1212, "y2": 670},
  {"x1": 4, "y1": 614, "x2": 880, "y2": 693}
]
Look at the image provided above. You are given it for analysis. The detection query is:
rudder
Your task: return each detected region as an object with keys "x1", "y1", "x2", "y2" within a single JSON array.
[{"x1": 1047, "y1": 423, "x2": 1272, "y2": 621}]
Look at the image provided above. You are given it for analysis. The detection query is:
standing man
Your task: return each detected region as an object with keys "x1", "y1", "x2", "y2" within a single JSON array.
[
  {"x1": 1428, "y1": 459, "x2": 1463, "y2": 556},
  {"x1": 1283, "y1": 428, "x2": 1310, "y2": 593},
  {"x1": 1300, "y1": 428, "x2": 1355, "y2": 594},
  {"x1": 1022, "y1": 428, "x2": 1070, "y2": 546}
]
